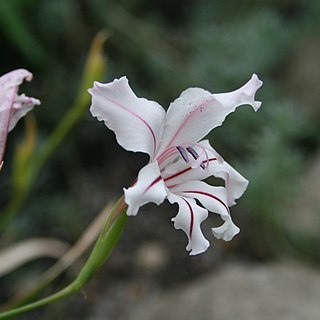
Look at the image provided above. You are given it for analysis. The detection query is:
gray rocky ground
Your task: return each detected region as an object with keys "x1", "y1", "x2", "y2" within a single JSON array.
[{"x1": 89, "y1": 261, "x2": 320, "y2": 320}]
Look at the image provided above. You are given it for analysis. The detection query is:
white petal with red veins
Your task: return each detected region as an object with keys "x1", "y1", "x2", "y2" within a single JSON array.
[
  {"x1": 156, "y1": 74, "x2": 262, "y2": 155},
  {"x1": 124, "y1": 161, "x2": 167, "y2": 216},
  {"x1": 161, "y1": 140, "x2": 248, "y2": 206},
  {"x1": 168, "y1": 192, "x2": 209, "y2": 255},
  {"x1": 172, "y1": 180, "x2": 240, "y2": 241},
  {"x1": 89, "y1": 77, "x2": 165, "y2": 158},
  {"x1": 199, "y1": 140, "x2": 249, "y2": 206},
  {"x1": 89, "y1": 74, "x2": 263, "y2": 255}
]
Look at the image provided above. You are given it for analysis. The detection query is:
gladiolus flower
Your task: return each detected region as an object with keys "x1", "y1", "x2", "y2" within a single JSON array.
[
  {"x1": 0, "y1": 69, "x2": 40, "y2": 167},
  {"x1": 89, "y1": 74, "x2": 262, "y2": 255}
]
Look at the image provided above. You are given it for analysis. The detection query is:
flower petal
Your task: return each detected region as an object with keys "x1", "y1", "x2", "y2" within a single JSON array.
[
  {"x1": 0, "y1": 87, "x2": 15, "y2": 163},
  {"x1": 168, "y1": 192, "x2": 209, "y2": 255},
  {"x1": 124, "y1": 161, "x2": 167, "y2": 216},
  {"x1": 156, "y1": 74, "x2": 262, "y2": 155},
  {"x1": 9, "y1": 94, "x2": 41, "y2": 131},
  {"x1": 89, "y1": 77, "x2": 165, "y2": 158},
  {"x1": 199, "y1": 140, "x2": 248, "y2": 206},
  {"x1": 0, "y1": 69, "x2": 40, "y2": 164},
  {"x1": 172, "y1": 180, "x2": 240, "y2": 241},
  {"x1": 0, "y1": 70, "x2": 37, "y2": 130},
  {"x1": 0, "y1": 69, "x2": 33, "y2": 91}
]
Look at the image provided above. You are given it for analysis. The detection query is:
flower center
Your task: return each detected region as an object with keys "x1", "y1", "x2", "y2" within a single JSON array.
[
  {"x1": 176, "y1": 146, "x2": 206, "y2": 169},
  {"x1": 156, "y1": 142, "x2": 216, "y2": 173}
]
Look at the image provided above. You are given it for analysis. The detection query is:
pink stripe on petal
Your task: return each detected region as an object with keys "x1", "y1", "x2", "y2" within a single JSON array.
[
  {"x1": 164, "y1": 167, "x2": 192, "y2": 182},
  {"x1": 124, "y1": 162, "x2": 167, "y2": 216},
  {"x1": 183, "y1": 190, "x2": 229, "y2": 213},
  {"x1": 144, "y1": 175, "x2": 162, "y2": 194},
  {"x1": 164, "y1": 157, "x2": 217, "y2": 182},
  {"x1": 96, "y1": 91, "x2": 157, "y2": 155},
  {"x1": 182, "y1": 198, "x2": 194, "y2": 238},
  {"x1": 156, "y1": 145, "x2": 179, "y2": 165},
  {"x1": 165, "y1": 99, "x2": 213, "y2": 148}
]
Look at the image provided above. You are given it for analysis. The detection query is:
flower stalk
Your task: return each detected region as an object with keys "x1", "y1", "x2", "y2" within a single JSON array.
[{"x1": 0, "y1": 196, "x2": 127, "y2": 319}]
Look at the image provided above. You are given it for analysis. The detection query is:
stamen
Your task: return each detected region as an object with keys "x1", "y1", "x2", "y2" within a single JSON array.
[
  {"x1": 200, "y1": 163, "x2": 206, "y2": 170},
  {"x1": 186, "y1": 147, "x2": 199, "y2": 159},
  {"x1": 187, "y1": 146, "x2": 205, "y2": 169},
  {"x1": 176, "y1": 146, "x2": 189, "y2": 163}
]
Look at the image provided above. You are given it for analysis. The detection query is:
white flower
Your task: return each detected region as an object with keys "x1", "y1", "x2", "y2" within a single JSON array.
[
  {"x1": 0, "y1": 69, "x2": 40, "y2": 166},
  {"x1": 89, "y1": 74, "x2": 263, "y2": 255}
]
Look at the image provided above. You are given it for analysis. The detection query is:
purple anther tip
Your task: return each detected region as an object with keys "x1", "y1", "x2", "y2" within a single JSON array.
[
  {"x1": 176, "y1": 146, "x2": 189, "y2": 163},
  {"x1": 186, "y1": 147, "x2": 199, "y2": 160}
]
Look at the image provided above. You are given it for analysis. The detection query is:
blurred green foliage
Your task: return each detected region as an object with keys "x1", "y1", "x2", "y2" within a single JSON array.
[{"x1": 0, "y1": 0, "x2": 320, "y2": 315}]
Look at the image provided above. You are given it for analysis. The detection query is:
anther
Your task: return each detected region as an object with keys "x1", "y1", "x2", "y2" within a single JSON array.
[
  {"x1": 176, "y1": 146, "x2": 189, "y2": 163},
  {"x1": 186, "y1": 147, "x2": 199, "y2": 160}
]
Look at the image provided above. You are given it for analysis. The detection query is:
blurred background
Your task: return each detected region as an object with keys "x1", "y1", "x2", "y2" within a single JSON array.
[{"x1": 0, "y1": 0, "x2": 320, "y2": 319}]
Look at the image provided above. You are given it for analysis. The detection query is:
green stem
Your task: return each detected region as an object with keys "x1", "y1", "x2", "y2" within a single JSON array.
[
  {"x1": 0, "y1": 198, "x2": 127, "y2": 319},
  {"x1": 0, "y1": 283, "x2": 76, "y2": 319}
]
